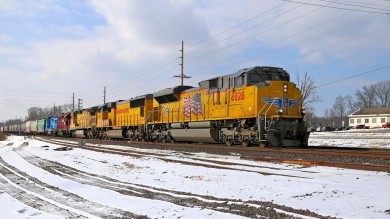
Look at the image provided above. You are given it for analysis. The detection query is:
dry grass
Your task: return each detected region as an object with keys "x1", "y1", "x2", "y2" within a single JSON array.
[{"x1": 0, "y1": 132, "x2": 7, "y2": 141}]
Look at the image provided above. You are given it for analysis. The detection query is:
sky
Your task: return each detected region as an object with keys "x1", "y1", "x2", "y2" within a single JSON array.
[{"x1": 0, "y1": 0, "x2": 389, "y2": 121}]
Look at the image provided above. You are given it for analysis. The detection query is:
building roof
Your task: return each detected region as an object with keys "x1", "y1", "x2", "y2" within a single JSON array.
[{"x1": 349, "y1": 107, "x2": 390, "y2": 116}]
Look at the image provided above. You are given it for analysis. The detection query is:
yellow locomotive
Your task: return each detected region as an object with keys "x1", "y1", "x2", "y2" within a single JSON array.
[{"x1": 70, "y1": 66, "x2": 309, "y2": 147}]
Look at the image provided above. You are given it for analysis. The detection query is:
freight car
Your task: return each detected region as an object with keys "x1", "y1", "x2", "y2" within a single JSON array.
[
  {"x1": 37, "y1": 119, "x2": 46, "y2": 135},
  {"x1": 26, "y1": 121, "x2": 31, "y2": 134},
  {"x1": 30, "y1": 120, "x2": 38, "y2": 135},
  {"x1": 20, "y1": 122, "x2": 27, "y2": 134}
]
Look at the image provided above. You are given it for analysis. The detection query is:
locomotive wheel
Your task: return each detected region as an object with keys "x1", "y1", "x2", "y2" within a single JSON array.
[
  {"x1": 241, "y1": 139, "x2": 250, "y2": 147},
  {"x1": 225, "y1": 139, "x2": 233, "y2": 146}
]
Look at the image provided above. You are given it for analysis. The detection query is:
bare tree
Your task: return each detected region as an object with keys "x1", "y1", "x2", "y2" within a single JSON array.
[
  {"x1": 355, "y1": 85, "x2": 377, "y2": 108},
  {"x1": 295, "y1": 70, "x2": 321, "y2": 110},
  {"x1": 26, "y1": 107, "x2": 44, "y2": 120},
  {"x1": 344, "y1": 95, "x2": 359, "y2": 115},
  {"x1": 332, "y1": 95, "x2": 347, "y2": 127},
  {"x1": 374, "y1": 80, "x2": 390, "y2": 107},
  {"x1": 26, "y1": 103, "x2": 73, "y2": 121}
]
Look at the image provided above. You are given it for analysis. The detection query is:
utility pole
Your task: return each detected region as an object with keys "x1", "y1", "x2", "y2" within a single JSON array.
[
  {"x1": 72, "y1": 93, "x2": 75, "y2": 112},
  {"x1": 103, "y1": 86, "x2": 106, "y2": 104},
  {"x1": 78, "y1": 98, "x2": 83, "y2": 110},
  {"x1": 174, "y1": 40, "x2": 191, "y2": 86}
]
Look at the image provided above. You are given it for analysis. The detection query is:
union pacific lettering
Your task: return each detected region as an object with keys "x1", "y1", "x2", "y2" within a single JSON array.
[{"x1": 117, "y1": 108, "x2": 130, "y2": 114}]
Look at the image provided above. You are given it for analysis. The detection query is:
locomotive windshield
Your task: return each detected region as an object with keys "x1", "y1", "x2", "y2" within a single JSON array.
[{"x1": 247, "y1": 67, "x2": 290, "y2": 86}]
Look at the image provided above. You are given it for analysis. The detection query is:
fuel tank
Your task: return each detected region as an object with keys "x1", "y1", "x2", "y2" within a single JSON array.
[
  {"x1": 106, "y1": 130, "x2": 123, "y2": 139},
  {"x1": 75, "y1": 130, "x2": 85, "y2": 138},
  {"x1": 169, "y1": 128, "x2": 219, "y2": 143}
]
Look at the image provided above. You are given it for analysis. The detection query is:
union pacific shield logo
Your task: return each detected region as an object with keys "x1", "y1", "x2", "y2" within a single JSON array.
[{"x1": 262, "y1": 97, "x2": 299, "y2": 109}]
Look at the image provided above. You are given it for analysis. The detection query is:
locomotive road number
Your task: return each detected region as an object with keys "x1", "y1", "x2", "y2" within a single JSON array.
[{"x1": 231, "y1": 91, "x2": 245, "y2": 101}]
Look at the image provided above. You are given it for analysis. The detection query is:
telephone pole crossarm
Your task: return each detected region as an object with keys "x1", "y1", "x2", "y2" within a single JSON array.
[{"x1": 173, "y1": 40, "x2": 191, "y2": 86}]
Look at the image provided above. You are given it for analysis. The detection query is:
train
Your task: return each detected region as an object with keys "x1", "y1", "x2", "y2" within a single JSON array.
[{"x1": 1, "y1": 66, "x2": 310, "y2": 147}]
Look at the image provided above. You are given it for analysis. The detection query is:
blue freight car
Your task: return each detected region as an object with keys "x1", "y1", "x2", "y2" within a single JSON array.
[{"x1": 45, "y1": 116, "x2": 58, "y2": 136}]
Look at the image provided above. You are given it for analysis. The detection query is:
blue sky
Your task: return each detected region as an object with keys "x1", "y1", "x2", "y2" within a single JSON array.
[{"x1": 1, "y1": 0, "x2": 389, "y2": 121}]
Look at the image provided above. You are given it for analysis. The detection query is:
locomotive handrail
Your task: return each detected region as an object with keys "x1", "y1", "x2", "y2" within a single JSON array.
[
  {"x1": 257, "y1": 97, "x2": 277, "y2": 140},
  {"x1": 264, "y1": 102, "x2": 275, "y2": 131}
]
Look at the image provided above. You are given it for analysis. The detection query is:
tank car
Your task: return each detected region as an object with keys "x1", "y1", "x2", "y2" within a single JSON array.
[
  {"x1": 25, "y1": 121, "x2": 31, "y2": 134},
  {"x1": 30, "y1": 120, "x2": 38, "y2": 135},
  {"x1": 20, "y1": 122, "x2": 27, "y2": 135}
]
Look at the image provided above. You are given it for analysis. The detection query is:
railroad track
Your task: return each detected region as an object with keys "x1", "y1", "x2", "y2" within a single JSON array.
[
  {"x1": 0, "y1": 156, "x2": 142, "y2": 219},
  {"x1": 36, "y1": 136, "x2": 390, "y2": 172},
  {"x1": 39, "y1": 135, "x2": 390, "y2": 157},
  {"x1": 6, "y1": 139, "x2": 330, "y2": 219}
]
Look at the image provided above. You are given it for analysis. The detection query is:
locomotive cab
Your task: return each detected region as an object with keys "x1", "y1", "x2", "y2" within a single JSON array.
[{"x1": 229, "y1": 66, "x2": 290, "y2": 88}]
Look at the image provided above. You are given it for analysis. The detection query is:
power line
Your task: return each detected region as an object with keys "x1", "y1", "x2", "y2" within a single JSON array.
[
  {"x1": 316, "y1": 65, "x2": 390, "y2": 88},
  {"x1": 79, "y1": 2, "x2": 312, "y2": 105},
  {"x1": 282, "y1": 0, "x2": 390, "y2": 14},
  {"x1": 186, "y1": 1, "x2": 332, "y2": 65},
  {"x1": 185, "y1": 2, "x2": 289, "y2": 57},
  {"x1": 88, "y1": 0, "x2": 386, "y2": 103},
  {"x1": 317, "y1": 0, "x2": 390, "y2": 12},
  {"x1": 80, "y1": 2, "x2": 287, "y2": 104},
  {"x1": 187, "y1": 0, "x2": 387, "y2": 74}
]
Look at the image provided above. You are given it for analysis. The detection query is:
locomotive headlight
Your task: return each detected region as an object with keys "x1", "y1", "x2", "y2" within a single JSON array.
[
  {"x1": 302, "y1": 109, "x2": 306, "y2": 115},
  {"x1": 278, "y1": 109, "x2": 284, "y2": 114},
  {"x1": 283, "y1": 84, "x2": 288, "y2": 93}
]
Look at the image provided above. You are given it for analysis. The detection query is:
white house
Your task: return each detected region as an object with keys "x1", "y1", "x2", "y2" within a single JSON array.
[{"x1": 348, "y1": 107, "x2": 390, "y2": 128}]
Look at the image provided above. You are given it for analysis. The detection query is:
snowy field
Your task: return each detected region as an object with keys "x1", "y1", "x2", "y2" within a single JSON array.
[
  {"x1": 0, "y1": 133, "x2": 390, "y2": 219},
  {"x1": 309, "y1": 128, "x2": 390, "y2": 148}
]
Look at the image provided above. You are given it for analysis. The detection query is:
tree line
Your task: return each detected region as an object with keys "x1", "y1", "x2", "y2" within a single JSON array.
[
  {"x1": 308, "y1": 80, "x2": 390, "y2": 127},
  {"x1": 0, "y1": 103, "x2": 73, "y2": 127}
]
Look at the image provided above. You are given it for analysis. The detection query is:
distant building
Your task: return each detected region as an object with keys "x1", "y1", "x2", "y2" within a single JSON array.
[{"x1": 348, "y1": 107, "x2": 390, "y2": 128}]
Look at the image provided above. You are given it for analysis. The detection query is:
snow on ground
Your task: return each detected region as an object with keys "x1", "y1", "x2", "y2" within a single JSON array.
[
  {"x1": 309, "y1": 128, "x2": 390, "y2": 148},
  {"x1": 1, "y1": 134, "x2": 390, "y2": 219},
  {"x1": 0, "y1": 191, "x2": 54, "y2": 219}
]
